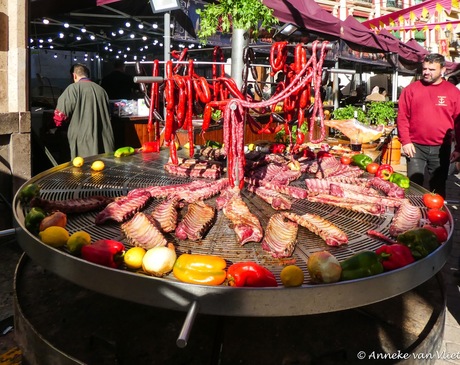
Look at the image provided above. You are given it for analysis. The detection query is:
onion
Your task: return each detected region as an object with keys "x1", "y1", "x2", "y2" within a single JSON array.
[
  {"x1": 142, "y1": 243, "x2": 177, "y2": 277},
  {"x1": 307, "y1": 251, "x2": 342, "y2": 284}
]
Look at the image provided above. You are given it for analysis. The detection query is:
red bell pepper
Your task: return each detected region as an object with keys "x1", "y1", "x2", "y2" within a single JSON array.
[
  {"x1": 81, "y1": 239, "x2": 125, "y2": 268},
  {"x1": 375, "y1": 244, "x2": 414, "y2": 271},
  {"x1": 375, "y1": 164, "x2": 394, "y2": 180},
  {"x1": 270, "y1": 143, "x2": 286, "y2": 154},
  {"x1": 139, "y1": 141, "x2": 160, "y2": 153},
  {"x1": 227, "y1": 262, "x2": 278, "y2": 287}
]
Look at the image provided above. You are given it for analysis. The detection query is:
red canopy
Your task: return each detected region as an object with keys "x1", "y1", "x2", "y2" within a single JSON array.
[{"x1": 265, "y1": 0, "x2": 428, "y2": 66}]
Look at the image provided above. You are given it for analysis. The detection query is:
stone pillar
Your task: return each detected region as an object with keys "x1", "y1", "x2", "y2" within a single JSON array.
[{"x1": 0, "y1": 0, "x2": 31, "y2": 229}]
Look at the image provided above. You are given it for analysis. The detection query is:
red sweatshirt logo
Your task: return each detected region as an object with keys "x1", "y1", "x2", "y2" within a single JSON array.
[{"x1": 436, "y1": 96, "x2": 447, "y2": 106}]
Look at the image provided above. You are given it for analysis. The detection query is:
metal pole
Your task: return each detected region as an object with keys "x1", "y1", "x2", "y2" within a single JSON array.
[
  {"x1": 230, "y1": 28, "x2": 249, "y2": 89},
  {"x1": 176, "y1": 301, "x2": 199, "y2": 348},
  {"x1": 164, "y1": 12, "x2": 171, "y2": 75}
]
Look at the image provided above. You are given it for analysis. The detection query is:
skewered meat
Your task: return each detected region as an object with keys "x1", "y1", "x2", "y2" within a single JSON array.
[
  {"x1": 246, "y1": 163, "x2": 301, "y2": 184},
  {"x1": 282, "y1": 212, "x2": 348, "y2": 246},
  {"x1": 145, "y1": 181, "x2": 207, "y2": 199},
  {"x1": 308, "y1": 156, "x2": 363, "y2": 179},
  {"x1": 121, "y1": 212, "x2": 167, "y2": 250},
  {"x1": 307, "y1": 194, "x2": 385, "y2": 215},
  {"x1": 175, "y1": 201, "x2": 216, "y2": 241},
  {"x1": 368, "y1": 177, "x2": 405, "y2": 198},
  {"x1": 151, "y1": 196, "x2": 180, "y2": 232},
  {"x1": 174, "y1": 178, "x2": 229, "y2": 203},
  {"x1": 389, "y1": 200, "x2": 421, "y2": 237},
  {"x1": 305, "y1": 178, "x2": 377, "y2": 196},
  {"x1": 221, "y1": 187, "x2": 264, "y2": 245},
  {"x1": 95, "y1": 189, "x2": 152, "y2": 224},
  {"x1": 324, "y1": 176, "x2": 369, "y2": 185},
  {"x1": 164, "y1": 159, "x2": 223, "y2": 179},
  {"x1": 244, "y1": 178, "x2": 308, "y2": 199},
  {"x1": 329, "y1": 184, "x2": 403, "y2": 209},
  {"x1": 246, "y1": 184, "x2": 292, "y2": 210},
  {"x1": 262, "y1": 213, "x2": 298, "y2": 258},
  {"x1": 30, "y1": 195, "x2": 113, "y2": 214}
]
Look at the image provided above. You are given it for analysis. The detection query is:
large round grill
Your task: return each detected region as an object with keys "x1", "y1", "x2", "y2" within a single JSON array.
[{"x1": 13, "y1": 150, "x2": 453, "y2": 317}]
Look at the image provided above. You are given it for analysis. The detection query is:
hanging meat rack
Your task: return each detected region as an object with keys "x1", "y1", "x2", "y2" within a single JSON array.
[{"x1": 12, "y1": 150, "x2": 453, "y2": 340}]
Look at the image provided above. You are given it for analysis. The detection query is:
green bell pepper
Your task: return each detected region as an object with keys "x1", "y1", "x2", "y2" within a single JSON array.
[
  {"x1": 114, "y1": 146, "x2": 135, "y2": 157},
  {"x1": 340, "y1": 251, "x2": 384, "y2": 281},
  {"x1": 396, "y1": 228, "x2": 439, "y2": 260},
  {"x1": 18, "y1": 183, "x2": 40, "y2": 204},
  {"x1": 351, "y1": 154, "x2": 373, "y2": 170},
  {"x1": 389, "y1": 172, "x2": 410, "y2": 189},
  {"x1": 24, "y1": 207, "x2": 46, "y2": 235}
]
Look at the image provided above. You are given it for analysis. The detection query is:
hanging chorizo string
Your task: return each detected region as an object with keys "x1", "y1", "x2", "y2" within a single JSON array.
[
  {"x1": 162, "y1": 40, "x2": 329, "y2": 177},
  {"x1": 308, "y1": 41, "x2": 329, "y2": 144}
]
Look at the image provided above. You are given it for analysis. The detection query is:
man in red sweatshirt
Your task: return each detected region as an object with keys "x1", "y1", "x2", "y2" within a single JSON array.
[{"x1": 397, "y1": 53, "x2": 460, "y2": 197}]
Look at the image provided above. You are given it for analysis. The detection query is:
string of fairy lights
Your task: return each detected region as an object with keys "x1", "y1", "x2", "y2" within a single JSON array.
[{"x1": 29, "y1": 17, "x2": 202, "y2": 61}]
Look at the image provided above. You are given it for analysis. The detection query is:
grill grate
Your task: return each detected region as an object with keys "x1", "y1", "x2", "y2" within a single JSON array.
[{"x1": 20, "y1": 151, "x2": 450, "y2": 286}]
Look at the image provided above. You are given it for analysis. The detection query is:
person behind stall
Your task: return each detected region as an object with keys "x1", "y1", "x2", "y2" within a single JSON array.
[
  {"x1": 271, "y1": 72, "x2": 285, "y2": 95},
  {"x1": 365, "y1": 86, "x2": 386, "y2": 102},
  {"x1": 53, "y1": 63, "x2": 115, "y2": 159},
  {"x1": 101, "y1": 59, "x2": 137, "y2": 100},
  {"x1": 397, "y1": 53, "x2": 460, "y2": 198},
  {"x1": 246, "y1": 84, "x2": 255, "y2": 99},
  {"x1": 379, "y1": 87, "x2": 389, "y2": 101}
]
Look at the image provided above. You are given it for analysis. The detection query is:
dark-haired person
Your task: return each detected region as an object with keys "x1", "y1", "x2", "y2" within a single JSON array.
[
  {"x1": 101, "y1": 59, "x2": 137, "y2": 100},
  {"x1": 53, "y1": 64, "x2": 114, "y2": 159},
  {"x1": 397, "y1": 53, "x2": 460, "y2": 197}
]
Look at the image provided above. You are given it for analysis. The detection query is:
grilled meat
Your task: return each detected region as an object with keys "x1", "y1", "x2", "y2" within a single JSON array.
[
  {"x1": 95, "y1": 189, "x2": 152, "y2": 224},
  {"x1": 262, "y1": 213, "x2": 298, "y2": 258},
  {"x1": 221, "y1": 187, "x2": 264, "y2": 245},
  {"x1": 151, "y1": 196, "x2": 180, "y2": 233},
  {"x1": 30, "y1": 195, "x2": 113, "y2": 214},
  {"x1": 281, "y1": 211, "x2": 348, "y2": 246},
  {"x1": 121, "y1": 212, "x2": 167, "y2": 250},
  {"x1": 175, "y1": 201, "x2": 216, "y2": 241}
]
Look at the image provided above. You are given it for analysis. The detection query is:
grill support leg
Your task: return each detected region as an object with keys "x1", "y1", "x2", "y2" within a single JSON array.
[{"x1": 176, "y1": 300, "x2": 199, "y2": 348}]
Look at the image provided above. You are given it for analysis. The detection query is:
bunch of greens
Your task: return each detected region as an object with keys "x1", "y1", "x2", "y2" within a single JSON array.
[
  {"x1": 366, "y1": 101, "x2": 396, "y2": 125},
  {"x1": 332, "y1": 105, "x2": 366, "y2": 123},
  {"x1": 274, "y1": 123, "x2": 308, "y2": 144},
  {"x1": 196, "y1": 0, "x2": 279, "y2": 44}
]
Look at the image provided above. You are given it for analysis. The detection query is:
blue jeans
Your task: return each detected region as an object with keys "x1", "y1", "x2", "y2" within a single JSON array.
[{"x1": 405, "y1": 143, "x2": 450, "y2": 197}]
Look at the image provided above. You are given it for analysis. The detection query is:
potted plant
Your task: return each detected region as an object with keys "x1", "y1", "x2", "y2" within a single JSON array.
[
  {"x1": 196, "y1": 0, "x2": 279, "y2": 44},
  {"x1": 365, "y1": 101, "x2": 397, "y2": 126}
]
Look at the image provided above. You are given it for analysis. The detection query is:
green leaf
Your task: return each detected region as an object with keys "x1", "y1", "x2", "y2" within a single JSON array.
[{"x1": 196, "y1": 0, "x2": 279, "y2": 44}]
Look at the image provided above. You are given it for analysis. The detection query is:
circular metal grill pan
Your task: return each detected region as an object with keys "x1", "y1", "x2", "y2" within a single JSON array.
[{"x1": 13, "y1": 151, "x2": 453, "y2": 316}]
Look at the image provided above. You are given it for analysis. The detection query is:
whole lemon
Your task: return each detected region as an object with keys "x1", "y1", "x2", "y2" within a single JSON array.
[
  {"x1": 91, "y1": 160, "x2": 105, "y2": 172},
  {"x1": 124, "y1": 247, "x2": 147, "y2": 270},
  {"x1": 39, "y1": 226, "x2": 70, "y2": 248},
  {"x1": 67, "y1": 231, "x2": 91, "y2": 254},
  {"x1": 280, "y1": 265, "x2": 304, "y2": 287},
  {"x1": 72, "y1": 156, "x2": 84, "y2": 167}
]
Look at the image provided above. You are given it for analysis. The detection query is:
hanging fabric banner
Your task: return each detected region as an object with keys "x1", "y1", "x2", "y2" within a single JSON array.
[{"x1": 362, "y1": 0, "x2": 452, "y2": 30}]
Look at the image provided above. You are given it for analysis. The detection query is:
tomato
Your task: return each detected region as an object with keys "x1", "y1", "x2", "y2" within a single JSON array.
[
  {"x1": 366, "y1": 162, "x2": 380, "y2": 174},
  {"x1": 340, "y1": 156, "x2": 352, "y2": 165},
  {"x1": 422, "y1": 224, "x2": 448, "y2": 243},
  {"x1": 422, "y1": 192, "x2": 444, "y2": 209},
  {"x1": 426, "y1": 208, "x2": 449, "y2": 226}
]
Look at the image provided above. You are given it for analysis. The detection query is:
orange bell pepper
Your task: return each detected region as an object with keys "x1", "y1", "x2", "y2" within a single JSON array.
[{"x1": 173, "y1": 254, "x2": 227, "y2": 286}]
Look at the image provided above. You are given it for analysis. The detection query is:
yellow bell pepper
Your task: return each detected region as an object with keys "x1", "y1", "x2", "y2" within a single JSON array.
[{"x1": 173, "y1": 254, "x2": 227, "y2": 286}]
